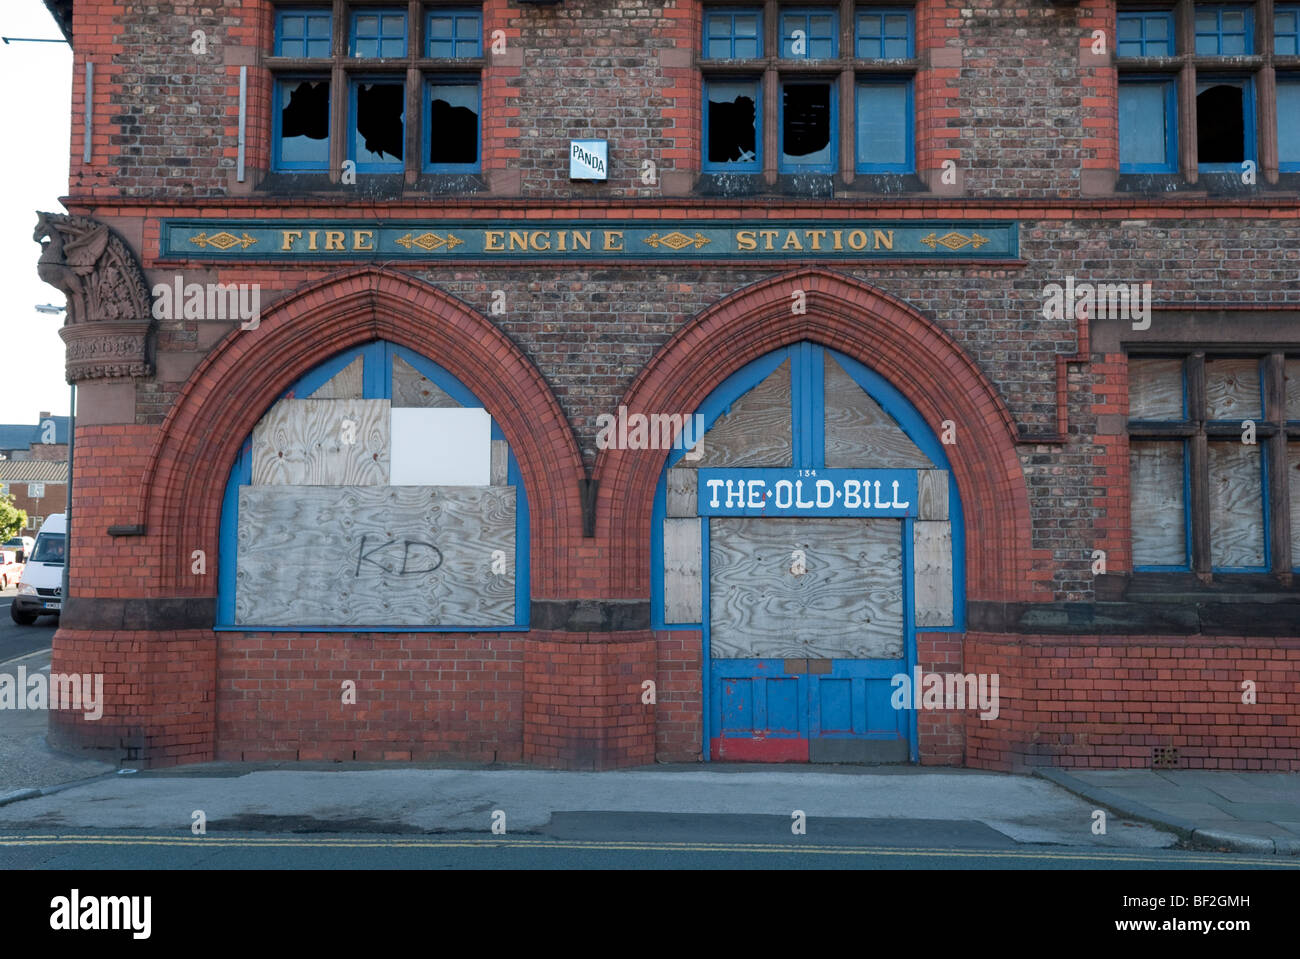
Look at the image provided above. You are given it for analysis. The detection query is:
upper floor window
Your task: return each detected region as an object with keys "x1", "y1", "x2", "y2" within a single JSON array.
[
  {"x1": 1117, "y1": 3, "x2": 1297, "y2": 179},
  {"x1": 350, "y1": 9, "x2": 408, "y2": 58},
  {"x1": 270, "y1": 3, "x2": 482, "y2": 177},
  {"x1": 1194, "y1": 4, "x2": 1253, "y2": 54},
  {"x1": 275, "y1": 8, "x2": 332, "y2": 57},
  {"x1": 701, "y1": 3, "x2": 916, "y2": 183}
]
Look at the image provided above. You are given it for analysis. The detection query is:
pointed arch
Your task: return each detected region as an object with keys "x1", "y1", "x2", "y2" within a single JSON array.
[
  {"x1": 135, "y1": 267, "x2": 584, "y2": 596},
  {"x1": 597, "y1": 267, "x2": 1038, "y2": 602}
]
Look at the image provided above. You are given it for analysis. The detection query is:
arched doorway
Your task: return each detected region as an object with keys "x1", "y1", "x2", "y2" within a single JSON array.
[{"x1": 651, "y1": 341, "x2": 964, "y2": 762}]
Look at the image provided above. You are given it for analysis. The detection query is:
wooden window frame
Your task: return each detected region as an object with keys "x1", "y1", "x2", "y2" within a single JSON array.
[
  {"x1": 1129, "y1": 350, "x2": 1294, "y2": 582},
  {"x1": 1115, "y1": 0, "x2": 1300, "y2": 183},
  {"x1": 700, "y1": 1, "x2": 918, "y2": 185},
  {"x1": 267, "y1": 1, "x2": 484, "y2": 181}
]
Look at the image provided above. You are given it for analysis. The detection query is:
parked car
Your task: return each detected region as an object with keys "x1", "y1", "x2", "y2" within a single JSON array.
[
  {"x1": 0, "y1": 549, "x2": 21, "y2": 588},
  {"x1": 10, "y1": 514, "x2": 64, "y2": 625},
  {"x1": 3, "y1": 535, "x2": 34, "y2": 562}
]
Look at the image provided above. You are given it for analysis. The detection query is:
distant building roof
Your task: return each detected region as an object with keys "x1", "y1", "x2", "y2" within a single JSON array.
[
  {"x1": 0, "y1": 416, "x2": 70, "y2": 451},
  {"x1": 0, "y1": 461, "x2": 68, "y2": 483}
]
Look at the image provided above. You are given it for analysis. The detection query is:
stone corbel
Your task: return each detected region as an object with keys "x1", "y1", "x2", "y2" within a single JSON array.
[{"x1": 33, "y1": 212, "x2": 155, "y2": 383}]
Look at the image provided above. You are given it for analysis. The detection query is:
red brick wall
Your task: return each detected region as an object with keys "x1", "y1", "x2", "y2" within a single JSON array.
[{"x1": 964, "y1": 632, "x2": 1300, "y2": 772}]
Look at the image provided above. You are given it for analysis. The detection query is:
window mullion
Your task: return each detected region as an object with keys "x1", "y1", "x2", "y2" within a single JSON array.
[
  {"x1": 1266, "y1": 353, "x2": 1291, "y2": 578},
  {"x1": 1176, "y1": 0, "x2": 1198, "y2": 180},
  {"x1": 839, "y1": 0, "x2": 853, "y2": 182},
  {"x1": 1187, "y1": 353, "x2": 1212, "y2": 578},
  {"x1": 764, "y1": 0, "x2": 779, "y2": 185},
  {"x1": 330, "y1": 6, "x2": 346, "y2": 181}
]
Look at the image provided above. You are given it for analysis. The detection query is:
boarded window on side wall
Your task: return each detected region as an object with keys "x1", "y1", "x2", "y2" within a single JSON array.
[
  {"x1": 1208, "y1": 440, "x2": 1266, "y2": 569},
  {"x1": 1130, "y1": 441, "x2": 1187, "y2": 566},
  {"x1": 1128, "y1": 357, "x2": 1184, "y2": 420}
]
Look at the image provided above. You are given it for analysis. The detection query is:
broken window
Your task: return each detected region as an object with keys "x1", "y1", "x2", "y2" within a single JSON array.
[
  {"x1": 276, "y1": 78, "x2": 330, "y2": 170},
  {"x1": 352, "y1": 80, "x2": 405, "y2": 170},
  {"x1": 1196, "y1": 78, "x2": 1251, "y2": 166},
  {"x1": 705, "y1": 80, "x2": 759, "y2": 169},
  {"x1": 427, "y1": 82, "x2": 480, "y2": 169},
  {"x1": 781, "y1": 81, "x2": 834, "y2": 171}
]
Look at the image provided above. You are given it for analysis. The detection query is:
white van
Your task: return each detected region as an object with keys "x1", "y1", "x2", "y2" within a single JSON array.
[{"x1": 11, "y1": 512, "x2": 65, "y2": 625}]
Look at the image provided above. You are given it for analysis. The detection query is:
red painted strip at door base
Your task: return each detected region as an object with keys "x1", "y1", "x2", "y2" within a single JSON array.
[{"x1": 711, "y1": 737, "x2": 809, "y2": 762}]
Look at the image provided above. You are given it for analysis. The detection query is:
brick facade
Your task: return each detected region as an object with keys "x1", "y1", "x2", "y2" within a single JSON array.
[{"x1": 39, "y1": 0, "x2": 1300, "y2": 771}]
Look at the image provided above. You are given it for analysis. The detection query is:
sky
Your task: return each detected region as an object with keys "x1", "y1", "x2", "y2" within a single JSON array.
[{"x1": 0, "y1": 1, "x2": 72, "y2": 428}]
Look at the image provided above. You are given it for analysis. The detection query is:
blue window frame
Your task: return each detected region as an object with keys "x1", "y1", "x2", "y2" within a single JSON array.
[
  {"x1": 703, "y1": 8, "x2": 762, "y2": 59},
  {"x1": 349, "y1": 78, "x2": 405, "y2": 172},
  {"x1": 217, "y1": 341, "x2": 531, "y2": 632},
  {"x1": 704, "y1": 77, "x2": 761, "y2": 171},
  {"x1": 855, "y1": 77, "x2": 913, "y2": 172},
  {"x1": 1119, "y1": 77, "x2": 1178, "y2": 172},
  {"x1": 855, "y1": 8, "x2": 913, "y2": 59},
  {"x1": 425, "y1": 79, "x2": 481, "y2": 171},
  {"x1": 1195, "y1": 75, "x2": 1255, "y2": 170},
  {"x1": 427, "y1": 9, "x2": 482, "y2": 58},
  {"x1": 781, "y1": 9, "x2": 838, "y2": 59},
  {"x1": 1279, "y1": 76, "x2": 1300, "y2": 170},
  {"x1": 273, "y1": 76, "x2": 331, "y2": 171},
  {"x1": 780, "y1": 79, "x2": 837, "y2": 172},
  {"x1": 275, "y1": 8, "x2": 332, "y2": 58},
  {"x1": 1277, "y1": 6, "x2": 1300, "y2": 54},
  {"x1": 350, "y1": 9, "x2": 407, "y2": 58},
  {"x1": 1116, "y1": 10, "x2": 1175, "y2": 57},
  {"x1": 1194, "y1": 5, "x2": 1253, "y2": 55}
]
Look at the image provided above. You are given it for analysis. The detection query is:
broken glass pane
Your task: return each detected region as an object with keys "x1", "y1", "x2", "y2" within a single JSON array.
[
  {"x1": 278, "y1": 79, "x2": 330, "y2": 166},
  {"x1": 782, "y1": 83, "x2": 832, "y2": 168},
  {"x1": 707, "y1": 81, "x2": 758, "y2": 165},
  {"x1": 354, "y1": 81, "x2": 405, "y2": 166},
  {"x1": 428, "y1": 84, "x2": 479, "y2": 166}
]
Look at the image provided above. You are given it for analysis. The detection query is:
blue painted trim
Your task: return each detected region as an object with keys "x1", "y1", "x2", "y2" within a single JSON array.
[
  {"x1": 809, "y1": 345, "x2": 825, "y2": 467},
  {"x1": 1119, "y1": 76, "x2": 1179, "y2": 174},
  {"x1": 779, "y1": 8, "x2": 838, "y2": 59},
  {"x1": 701, "y1": 515, "x2": 712, "y2": 762},
  {"x1": 425, "y1": 8, "x2": 483, "y2": 59},
  {"x1": 702, "y1": 76, "x2": 763, "y2": 173},
  {"x1": 423, "y1": 76, "x2": 482, "y2": 173},
  {"x1": 349, "y1": 8, "x2": 408, "y2": 58},
  {"x1": 1278, "y1": 74, "x2": 1300, "y2": 170},
  {"x1": 1196, "y1": 75, "x2": 1257, "y2": 171},
  {"x1": 1116, "y1": 10, "x2": 1176, "y2": 57},
  {"x1": 272, "y1": 75, "x2": 332, "y2": 173},
  {"x1": 217, "y1": 339, "x2": 531, "y2": 630},
  {"x1": 274, "y1": 9, "x2": 332, "y2": 58},
  {"x1": 778, "y1": 78, "x2": 838, "y2": 174},
  {"x1": 854, "y1": 7, "x2": 914, "y2": 59},
  {"x1": 854, "y1": 76, "x2": 915, "y2": 174},
  {"x1": 702, "y1": 8, "x2": 764, "y2": 59},
  {"x1": 1193, "y1": 4, "x2": 1254, "y2": 55},
  {"x1": 902, "y1": 515, "x2": 918, "y2": 761},
  {"x1": 1277, "y1": 6, "x2": 1300, "y2": 55},
  {"x1": 348, "y1": 76, "x2": 406, "y2": 174}
]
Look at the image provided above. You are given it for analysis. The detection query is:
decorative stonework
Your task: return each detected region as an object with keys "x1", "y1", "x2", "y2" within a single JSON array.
[{"x1": 34, "y1": 212, "x2": 155, "y2": 382}]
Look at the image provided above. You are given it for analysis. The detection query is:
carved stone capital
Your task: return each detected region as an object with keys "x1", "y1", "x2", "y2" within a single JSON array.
[{"x1": 33, "y1": 212, "x2": 155, "y2": 382}]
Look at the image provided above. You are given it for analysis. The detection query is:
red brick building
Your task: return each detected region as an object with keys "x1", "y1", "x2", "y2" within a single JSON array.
[{"x1": 35, "y1": 0, "x2": 1300, "y2": 771}]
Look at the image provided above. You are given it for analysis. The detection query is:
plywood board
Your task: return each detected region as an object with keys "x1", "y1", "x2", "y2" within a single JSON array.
[
  {"x1": 663, "y1": 517, "x2": 702, "y2": 623},
  {"x1": 251, "y1": 398, "x2": 390, "y2": 487},
  {"x1": 235, "y1": 484, "x2": 516, "y2": 626},
  {"x1": 917, "y1": 469, "x2": 949, "y2": 521},
  {"x1": 709, "y1": 517, "x2": 903, "y2": 660},
  {"x1": 1208, "y1": 441, "x2": 1265, "y2": 568},
  {"x1": 667, "y1": 468, "x2": 697, "y2": 518},
  {"x1": 310, "y1": 356, "x2": 364, "y2": 399},
  {"x1": 1206, "y1": 357, "x2": 1262, "y2": 421},
  {"x1": 824, "y1": 357, "x2": 932, "y2": 468},
  {"x1": 490, "y1": 440, "x2": 509, "y2": 486},
  {"x1": 1130, "y1": 441, "x2": 1186, "y2": 566},
  {"x1": 390, "y1": 407, "x2": 491, "y2": 486},
  {"x1": 1128, "y1": 358, "x2": 1184, "y2": 420},
  {"x1": 392, "y1": 355, "x2": 460, "y2": 408},
  {"x1": 687, "y1": 359, "x2": 793, "y2": 469},
  {"x1": 914, "y1": 520, "x2": 954, "y2": 627},
  {"x1": 1286, "y1": 360, "x2": 1300, "y2": 421}
]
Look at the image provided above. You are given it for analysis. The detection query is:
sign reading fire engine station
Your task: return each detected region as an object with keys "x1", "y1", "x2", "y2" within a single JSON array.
[{"x1": 161, "y1": 219, "x2": 1019, "y2": 261}]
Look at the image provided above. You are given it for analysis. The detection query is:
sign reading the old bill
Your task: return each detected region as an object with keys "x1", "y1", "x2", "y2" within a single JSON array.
[
  {"x1": 697, "y1": 468, "x2": 919, "y2": 517},
  {"x1": 161, "y1": 219, "x2": 1019, "y2": 262}
]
